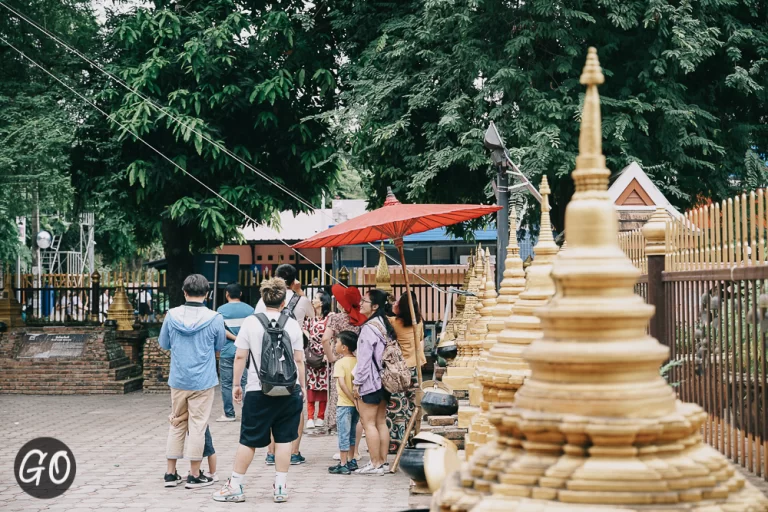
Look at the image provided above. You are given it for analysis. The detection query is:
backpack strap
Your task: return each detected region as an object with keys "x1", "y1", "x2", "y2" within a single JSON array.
[
  {"x1": 285, "y1": 293, "x2": 301, "y2": 316},
  {"x1": 367, "y1": 318, "x2": 388, "y2": 373},
  {"x1": 254, "y1": 312, "x2": 272, "y2": 330},
  {"x1": 246, "y1": 313, "x2": 276, "y2": 370}
]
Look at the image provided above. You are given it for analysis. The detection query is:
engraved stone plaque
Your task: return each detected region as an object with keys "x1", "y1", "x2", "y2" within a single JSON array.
[{"x1": 16, "y1": 333, "x2": 87, "y2": 359}]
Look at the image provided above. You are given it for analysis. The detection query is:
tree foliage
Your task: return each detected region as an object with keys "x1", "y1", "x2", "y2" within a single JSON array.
[
  {"x1": 331, "y1": 0, "x2": 768, "y2": 231},
  {"x1": 0, "y1": 0, "x2": 99, "y2": 262},
  {"x1": 73, "y1": 0, "x2": 341, "y2": 304}
]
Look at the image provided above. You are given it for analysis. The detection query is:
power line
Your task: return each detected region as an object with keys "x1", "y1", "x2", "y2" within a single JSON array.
[
  {"x1": 0, "y1": 1, "x2": 452, "y2": 292},
  {"x1": 0, "y1": 34, "x2": 343, "y2": 287}
]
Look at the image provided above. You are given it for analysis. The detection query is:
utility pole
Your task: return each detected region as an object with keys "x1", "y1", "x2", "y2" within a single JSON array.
[
  {"x1": 484, "y1": 121, "x2": 543, "y2": 288},
  {"x1": 495, "y1": 166, "x2": 509, "y2": 288},
  {"x1": 320, "y1": 191, "x2": 326, "y2": 286},
  {"x1": 484, "y1": 122, "x2": 509, "y2": 289}
]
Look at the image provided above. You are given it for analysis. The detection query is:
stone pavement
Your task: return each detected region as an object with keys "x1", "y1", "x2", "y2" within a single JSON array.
[{"x1": 1, "y1": 391, "x2": 411, "y2": 512}]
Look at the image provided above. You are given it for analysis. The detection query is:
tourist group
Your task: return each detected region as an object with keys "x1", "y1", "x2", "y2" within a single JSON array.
[{"x1": 157, "y1": 264, "x2": 425, "y2": 503}]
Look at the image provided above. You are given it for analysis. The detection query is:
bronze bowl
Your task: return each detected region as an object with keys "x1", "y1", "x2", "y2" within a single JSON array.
[
  {"x1": 400, "y1": 447, "x2": 427, "y2": 484},
  {"x1": 420, "y1": 381, "x2": 458, "y2": 416},
  {"x1": 435, "y1": 342, "x2": 457, "y2": 361}
]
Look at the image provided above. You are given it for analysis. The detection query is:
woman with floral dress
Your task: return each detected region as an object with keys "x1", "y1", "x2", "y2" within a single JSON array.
[
  {"x1": 304, "y1": 290, "x2": 332, "y2": 428},
  {"x1": 387, "y1": 292, "x2": 426, "y2": 454},
  {"x1": 321, "y1": 284, "x2": 366, "y2": 434}
]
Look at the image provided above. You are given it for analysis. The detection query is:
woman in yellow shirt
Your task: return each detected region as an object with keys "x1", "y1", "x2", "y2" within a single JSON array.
[{"x1": 385, "y1": 291, "x2": 426, "y2": 453}]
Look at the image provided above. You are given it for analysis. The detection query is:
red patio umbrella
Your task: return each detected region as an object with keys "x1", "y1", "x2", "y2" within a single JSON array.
[{"x1": 295, "y1": 187, "x2": 500, "y2": 471}]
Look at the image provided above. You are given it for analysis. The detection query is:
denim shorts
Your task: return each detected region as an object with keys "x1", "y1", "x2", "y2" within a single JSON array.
[
  {"x1": 336, "y1": 405, "x2": 360, "y2": 452},
  {"x1": 203, "y1": 425, "x2": 215, "y2": 458}
]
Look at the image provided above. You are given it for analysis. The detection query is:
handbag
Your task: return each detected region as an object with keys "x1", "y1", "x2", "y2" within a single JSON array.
[{"x1": 304, "y1": 344, "x2": 325, "y2": 369}]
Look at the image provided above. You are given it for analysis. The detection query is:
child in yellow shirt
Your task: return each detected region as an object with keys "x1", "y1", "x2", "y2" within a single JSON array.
[{"x1": 329, "y1": 331, "x2": 359, "y2": 475}]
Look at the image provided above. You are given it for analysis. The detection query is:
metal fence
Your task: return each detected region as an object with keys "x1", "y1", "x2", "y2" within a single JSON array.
[
  {"x1": 622, "y1": 190, "x2": 768, "y2": 480},
  {"x1": 5, "y1": 268, "x2": 463, "y2": 326}
]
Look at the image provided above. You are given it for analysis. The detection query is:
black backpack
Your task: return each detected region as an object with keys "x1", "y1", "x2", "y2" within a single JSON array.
[{"x1": 249, "y1": 311, "x2": 298, "y2": 396}]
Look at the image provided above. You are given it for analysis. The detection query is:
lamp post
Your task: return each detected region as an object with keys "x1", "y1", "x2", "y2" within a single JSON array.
[
  {"x1": 484, "y1": 122, "x2": 509, "y2": 289},
  {"x1": 484, "y1": 121, "x2": 543, "y2": 288}
]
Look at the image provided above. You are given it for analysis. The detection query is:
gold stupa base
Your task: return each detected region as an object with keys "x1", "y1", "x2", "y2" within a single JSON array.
[
  {"x1": 458, "y1": 406, "x2": 480, "y2": 429},
  {"x1": 444, "y1": 368, "x2": 475, "y2": 392},
  {"x1": 465, "y1": 410, "x2": 494, "y2": 459},
  {"x1": 433, "y1": 400, "x2": 768, "y2": 512},
  {"x1": 468, "y1": 382, "x2": 483, "y2": 407}
]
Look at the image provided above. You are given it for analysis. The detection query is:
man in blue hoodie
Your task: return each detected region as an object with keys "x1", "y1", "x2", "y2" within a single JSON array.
[{"x1": 159, "y1": 274, "x2": 226, "y2": 489}]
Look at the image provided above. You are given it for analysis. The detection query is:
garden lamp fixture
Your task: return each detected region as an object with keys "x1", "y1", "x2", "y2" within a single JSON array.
[{"x1": 484, "y1": 122, "x2": 542, "y2": 204}]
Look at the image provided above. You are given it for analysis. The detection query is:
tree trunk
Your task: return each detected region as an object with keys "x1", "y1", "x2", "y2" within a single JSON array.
[{"x1": 161, "y1": 219, "x2": 194, "y2": 308}]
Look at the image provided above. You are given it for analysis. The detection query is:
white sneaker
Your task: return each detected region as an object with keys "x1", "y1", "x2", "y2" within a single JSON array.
[
  {"x1": 212, "y1": 479, "x2": 245, "y2": 502},
  {"x1": 216, "y1": 415, "x2": 236, "y2": 422},
  {"x1": 306, "y1": 419, "x2": 315, "y2": 429},
  {"x1": 332, "y1": 452, "x2": 340, "y2": 461},
  {"x1": 204, "y1": 471, "x2": 219, "y2": 482},
  {"x1": 273, "y1": 484, "x2": 288, "y2": 503},
  {"x1": 355, "y1": 462, "x2": 374, "y2": 474},
  {"x1": 315, "y1": 418, "x2": 325, "y2": 427}
]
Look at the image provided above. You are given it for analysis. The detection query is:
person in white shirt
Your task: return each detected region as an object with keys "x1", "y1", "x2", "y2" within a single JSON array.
[
  {"x1": 254, "y1": 264, "x2": 313, "y2": 463},
  {"x1": 138, "y1": 285, "x2": 153, "y2": 322},
  {"x1": 255, "y1": 264, "x2": 314, "y2": 324},
  {"x1": 212, "y1": 277, "x2": 305, "y2": 504}
]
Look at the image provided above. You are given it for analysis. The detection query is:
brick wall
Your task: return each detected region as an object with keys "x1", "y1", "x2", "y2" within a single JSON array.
[
  {"x1": 143, "y1": 337, "x2": 171, "y2": 393},
  {"x1": 0, "y1": 326, "x2": 142, "y2": 395},
  {"x1": 115, "y1": 329, "x2": 149, "y2": 365}
]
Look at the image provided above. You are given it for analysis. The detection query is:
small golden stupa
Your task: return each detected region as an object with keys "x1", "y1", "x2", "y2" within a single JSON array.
[
  {"x1": 0, "y1": 268, "x2": 24, "y2": 327},
  {"x1": 464, "y1": 208, "x2": 527, "y2": 455},
  {"x1": 444, "y1": 248, "x2": 487, "y2": 391},
  {"x1": 459, "y1": 249, "x2": 498, "y2": 427},
  {"x1": 438, "y1": 253, "x2": 476, "y2": 361},
  {"x1": 107, "y1": 268, "x2": 135, "y2": 331},
  {"x1": 375, "y1": 242, "x2": 392, "y2": 293},
  {"x1": 433, "y1": 47, "x2": 768, "y2": 512},
  {"x1": 467, "y1": 248, "x2": 496, "y2": 366}
]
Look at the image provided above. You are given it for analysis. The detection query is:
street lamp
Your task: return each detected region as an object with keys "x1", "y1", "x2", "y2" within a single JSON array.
[{"x1": 484, "y1": 122, "x2": 543, "y2": 288}]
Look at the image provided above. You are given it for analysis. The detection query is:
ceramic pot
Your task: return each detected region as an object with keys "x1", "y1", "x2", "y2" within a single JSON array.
[
  {"x1": 400, "y1": 448, "x2": 427, "y2": 484},
  {"x1": 436, "y1": 342, "x2": 457, "y2": 361},
  {"x1": 420, "y1": 384, "x2": 458, "y2": 416}
]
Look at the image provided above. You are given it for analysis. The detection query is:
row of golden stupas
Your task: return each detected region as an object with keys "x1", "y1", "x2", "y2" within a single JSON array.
[{"x1": 429, "y1": 48, "x2": 768, "y2": 510}]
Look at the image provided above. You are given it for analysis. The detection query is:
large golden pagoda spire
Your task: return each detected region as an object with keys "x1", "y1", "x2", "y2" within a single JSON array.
[{"x1": 433, "y1": 46, "x2": 768, "y2": 511}]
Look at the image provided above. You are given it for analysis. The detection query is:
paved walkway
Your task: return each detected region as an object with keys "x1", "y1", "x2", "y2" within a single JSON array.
[{"x1": 1, "y1": 391, "x2": 411, "y2": 512}]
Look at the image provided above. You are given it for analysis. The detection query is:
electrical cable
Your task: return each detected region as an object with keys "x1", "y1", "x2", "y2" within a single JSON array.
[
  {"x1": 0, "y1": 1, "x2": 454, "y2": 291},
  {"x1": 0, "y1": 34, "x2": 344, "y2": 286}
]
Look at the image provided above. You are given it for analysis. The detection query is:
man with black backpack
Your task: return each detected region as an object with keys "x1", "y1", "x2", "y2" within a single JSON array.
[
  {"x1": 255, "y1": 263, "x2": 313, "y2": 465},
  {"x1": 212, "y1": 277, "x2": 305, "y2": 504}
]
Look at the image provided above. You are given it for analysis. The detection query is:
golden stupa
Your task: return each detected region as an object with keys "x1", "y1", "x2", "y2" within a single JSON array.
[
  {"x1": 460, "y1": 249, "x2": 498, "y2": 427},
  {"x1": 0, "y1": 268, "x2": 24, "y2": 327},
  {"x1": 432, "y1": 47, "x2": 768, "y2": 512},
  {"x1": 444, "y1": 247, "x2": 487, "y2": 391},
  {"x1": 467, "y1": 248, "x2": 496, "y2": 367},
  {"x1": 107, "y1": 269, "x2": 135, "y2": 331},
  {"x1": 375, "y1": 242, "x2": 393, "y2": 293},
  {"x1": 438, "y1": 251, "x2": 476, "y2": 361},
  {"x1": 464, "y1": 207, "x2": 527, "y2": 455}
]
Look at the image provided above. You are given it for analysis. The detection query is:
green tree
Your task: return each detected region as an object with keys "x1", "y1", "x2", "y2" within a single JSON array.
[
  {"x1": 74, "y1": 0, "x2": 341, "y2": 305},
  {"x1": 331, "y1": 0, "x2": 768, "y2": 231},
  {"x1": 0, "y1": 0, "x2": 99, "y2": 263}
]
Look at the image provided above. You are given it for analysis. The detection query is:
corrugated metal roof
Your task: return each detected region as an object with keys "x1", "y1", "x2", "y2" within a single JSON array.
[
  {"x1": 401, "y1": 227, "x2": 497, "y2": 242},
  {"x1": 239, "y1": 209, "x2": 333, "y2": 241},
  {"x1": 238, "y1": 199, "x2": 499, "y2": 244}
]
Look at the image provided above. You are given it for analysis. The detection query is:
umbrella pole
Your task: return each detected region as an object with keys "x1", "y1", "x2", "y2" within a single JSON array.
[{"x1": 390, "y1": 238, "x2": 423, "y2": 473}]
